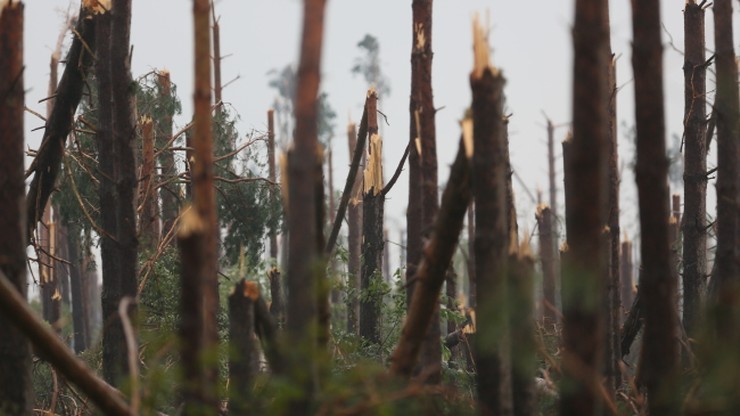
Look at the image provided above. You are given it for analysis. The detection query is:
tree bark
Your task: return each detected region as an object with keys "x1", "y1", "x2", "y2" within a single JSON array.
[
  {"x1": 390, "y1": 139, "x2": 471, "y2": 377},
  {"x1": 620, "y1": 239, "x2": 634, "y2": 323},
  {"x1": 268, "y1": 109, "x2": 278, "y2": 259},
  {"x1": 470, "y1": 26, "x2": 510, "y2": 413},
  {"x1": 285, "y1": 0, "x2": 327, "y2": 411},
  {"x1": 139, "y1": 116, "x2": 160, "y2": 250},
  {"x1": 347, "y1": 121, "x2": 362, "y2": 334},
  {"x1": 26, "y1": 3, "x2": 97, "y2": 240},
  {"x1": 268, "y1": 267, "x2": 284, "y2": 325},
  {"x1": 156, "y1": 71, "x2": 180, "y2": 241},
  {"x1": 537, "y1": 205, "x2": 557, "y2": 325},
  {"x1": 467, "y1": 204, "x2": 476, "y2": 309},
  {"x1": 631, "y1": 0, "x2": 680, "y2": 412},
  {"x1": 561, "y1": 0, "x2": 610, "y2": 414},
  {"x1": 360, "y1": 91, "x2": 383, "y2": 344},
  {"x1": 67, "y1": 222, "x2": 88, "y2": 353},
  {"x1": 409, "y1": 0, "x2": 441, "y2": 384},
  {"x1": 509, "y1": 250, "x2": 536, "y2": 416},
  {"x1": 0, "y1": 4, "x2": 33, "y2": 412},
  {"x1": 228, "y1": 280, "x2": 256, "y2": 414},
  {"x1": 0, "y1": 269, "x2": 132, "y2": 416},
  {"x1": 179, "y1": 0, "x2": 221, "y2": 412},
  {"x1": 710, "y1": 0, "x2": 740, "y2": 339},
  {"x1": 681, "y1": 1, "x2": 708, "y2": 340}
]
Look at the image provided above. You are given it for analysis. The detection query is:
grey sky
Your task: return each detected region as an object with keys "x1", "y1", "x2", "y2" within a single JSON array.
[{"x1": 22, "y1": 1, "x2": 740, "y2": 273}]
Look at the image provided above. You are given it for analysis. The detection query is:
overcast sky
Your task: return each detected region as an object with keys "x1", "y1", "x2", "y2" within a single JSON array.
[{"x1": 22, "y1": 1, "x2": 740, "y2": 273}]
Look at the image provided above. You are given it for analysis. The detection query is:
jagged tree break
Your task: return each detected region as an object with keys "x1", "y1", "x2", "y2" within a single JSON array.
[
  {"x1": 561, "y1": 0, "x2": 609, "y2": 414},
  {"x1": 470, "y1": 19, "x2": 510, "y2": 415}
]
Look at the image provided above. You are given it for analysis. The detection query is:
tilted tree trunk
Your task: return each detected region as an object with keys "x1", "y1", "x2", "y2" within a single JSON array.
[
  {"x1": 390, "y1": 139, "x2": 471, "y2": 377},
  {"x1": 470, "y1": 22, "x2": 510, "y2": 414},
  {"x1": 409, "y1": 0, "x2": 441, "y2": 384},
  {"x1": 561, "y1": 0, "x2": 609, "y2": 414},
  {"x1": 681, "y1": 1, "x2": 707, "y2": 341},
  {"x1": 631, "y1": 0, "x2": 680, "y2": 412},
  {"x1": 0, "y1": 3, "x2": 33, "y2": 413},
  {"x1": 360, "y1": 91, "x2": 383, "y2": 344},
  {"x1": 347, "y1": 121, "x2": 362, "y2": 334},
  {"x1": 285, "y1": 0, "x2": 327, "y2": 410},
  {"x1": 26, "y1": 3, "x2": 97, "y2": 240}
]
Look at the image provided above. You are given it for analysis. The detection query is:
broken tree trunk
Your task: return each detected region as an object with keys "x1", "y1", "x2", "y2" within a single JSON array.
[
  {"x1": 682, "y1": 0, "x2": 708, "y2": 338},
  {"x1": 470, "y1": 21, "x2": 510, "y2": 415},
  {"x1": 268, "y1": 109, "x2": 278, "y2": 259},
  {"x1": 0, "y1": 3, "x2": 33, "y2": 412},
  {"x1": 228, "y1": 280, "x2": 257, "y2": 414},
  {"x1": 561, "y1": 0, "x2": 610, "y2": 414},
  {"x1": 347, "y1": 120, "x2": 363, "y2": 334},
  {"x1": 509, "y1": 245, "x2": 536, "y2": 416},
  {"x1": 390, "y1": 139, "x2": 471, "y2": 377},
  {"x1": 139, "y1": 116, "x2": 160, "y2": 251},
  {"x1": 631, "y1": 0, "x2": 680, "y2": 412},
  {"x1": 360, "y1": 90, "x2": 383, "y2": 345},
  {"x1": 26, "y1": 3, "x2": 97, "y2": 240},
  {"x1": 620, "y1": 238, "x2": 634, "y2": 323}
]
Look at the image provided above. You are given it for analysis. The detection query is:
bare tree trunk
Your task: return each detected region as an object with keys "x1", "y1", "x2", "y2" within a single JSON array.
[
  {"x1": 537, "y1": 206, "x2": 557, "y2": 325},
  {"x1": 40, "y1": 205, "x2": 61, "y2": 328},
  {"x1": 620, "y1": 239, "x2": 634, "y2": 323},
  {"x1": 347, "y1": 121, "x2": 362, "y2": 334},
  {"x1": 360, "y1": 91, "x2": 383, "y2": 344},
  {"x1": 228, "y1": 280, "x2": 256, "y2": 414},
  {"x1": 285, "y1": 0, "x2": 327, "y2": 411},
  {"x1": 631, "y1": 0, "x2": 680, "y2": 412},
  {"x1": 268, "y1": 109, "x2": 278, "y2": 259},
  {"x1": 470, "y1": 22, "x2": 510, "y2": 414},
  {"x1": 26, "y1": 3, "x2": 96, "y2": 239},
  {"x1": 390, "y1": 140, "x2": 471, "y2": 377},
  {"x1": 467, "y1": 203, "x2": 476, "y2": 308},
  {"x1": 509, "y1": 249, "x2": 536, "y2": 416},
  {"x1": 157, "y1": 71, "x2": 180, "y2": 240},
  {"x1": 139, "y1": 116, "x2": 160, "y2": 250},
  {"x1": 681, "y1": 1, "x2": 708, "y2": 341},
  {"x1": 561, "y1": 0, "x2": 609, "y2": 414},
  {"x1": 710, "y1": 0, "x2": 740, "y2": 338},
  {"x1": 178, "y1": 1, "x2": 221, "y2": 413},
  {"x1": 0, "y1": 4, "x2": 33, "y2": 412},
  {"x1": 67, "y1": 222, "x2": 87, "y2": 353},
  {"x1": 409, "y1": 0, "x2": 441, "y2": 384}
]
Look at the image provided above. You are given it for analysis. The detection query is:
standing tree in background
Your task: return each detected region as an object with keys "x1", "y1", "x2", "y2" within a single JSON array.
[
  {"x1": 682, "y1": 0, "x2": 708, "y2": 339},
  {"x1": 408, "y1": 0, "x2": 441, "y2": 384},
  {"x1": 156, "y1": 71, "x2": 181, "y2": 241},
  {"x1": 352, "y1": 34, "x2": 391, "y2": 98},
  {"x1": 0, "y1": 3, "x2": 33, "y2": 413},
  {"x1": 561, "y1": 0, "x2": 609, "y2": 414},
  {"x1": 631, "y1": 0, "x2": 680, "y2": 412}
]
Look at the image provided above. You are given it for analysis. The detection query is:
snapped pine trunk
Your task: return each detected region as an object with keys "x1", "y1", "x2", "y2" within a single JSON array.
[
  {"x1": 681, "y1": 1, "x2": 707, "y2": 340},
  {"x1": 360, "y1": 91, "x2": 383, "y2": 345},
  {"x1": 537, "y1": 205, "x2": 557, "y2": 325},
  {"x1": 410, "y1": 0, "x2": 441, "y2": 384},
  {"x1": 0, "y1": 3, "x2": 33, "y2": 413},
  {"x1": 631, "y1": 0, "x2": 680, "y2": 412},
  {"x1": 347, "y1": 121, "x2": 363, "y2": 334},
  {"x1": 470, "y1": 22, "x2": 510, "y2": 414},
  {"x1": 561, "y1": 0, "x2": 610, "y2": 414},
  {"x1": 228, "y1": 280, "x2": 257, "y2": 414},
  {"x1": 139, "y1": 116, "x2": 160, "y2": 250},
  {"x1": 157, "y1": 71, "x2": 180, "y2": 240},
  {"x1": 508, "y1": 247, "x2": 536, "y2": 416}
]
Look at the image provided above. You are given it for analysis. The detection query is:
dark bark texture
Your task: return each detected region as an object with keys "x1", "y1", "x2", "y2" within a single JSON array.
[
  {"x1": 509, "y1": 251, "x2": 536, "y2": 416},
  {"x1": 390, "y1": 140, "x2": 471, "y2": 378},
  {"x1": 228, "y1": 280, "x2": 257, "y2": 414},
  {"x1": 561, "y1": 1, "x2": 610, "y2": 414},
  {"x1": 537, "y1": 206, "x2": 558, "y2": 325},
  {"x1": 631, "y1": 0, "x2": 680, "y2": 412},
  {"x1": 471, "y1": 60, "x2": 509, "y2": 416},
  {"x1": 0, "y1": 3, "x2": 33, "y2": 413},
  {"x1": 681, "y1": 2, "x2": 707, "y2": 339},
  {"x1": 347, "y1": 121, "x2": 363, "y2": 335},
  {"x1": 26, "y1": 4, "x2": 96, "y2": 240}
]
